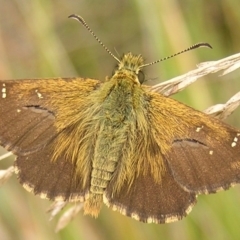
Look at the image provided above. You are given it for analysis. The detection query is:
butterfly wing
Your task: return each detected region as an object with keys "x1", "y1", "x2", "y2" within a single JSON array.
[
  {"x1": 0, "y1": 80, "x2": 55, "y2": 155},
  {"x1": 0, "y1": 78, "x2": 100, "y2": 154},
  {"x1": 104, "y1": 163, "x2": 196, "y2": 223},
  {"x1": 150, "y1": 93, "x2": 240, "y2": 194},
  {"x1": 165, "y1": 117, "x2": 240, "y2": 194},
  {"x1": 0, "y1": 77, "x2": 100, "y2": 200},
  {"x1": 15, "y1": 143, "x2": 90, "y2": 201}
]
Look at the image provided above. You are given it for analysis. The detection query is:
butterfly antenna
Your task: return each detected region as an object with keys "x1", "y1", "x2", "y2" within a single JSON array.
[
  {"x1": 140, "y1": 42, "x2": 212, "y2": 68},
  {"x1": 69, "y1": 14, "x2": 120, "y2": 63}
]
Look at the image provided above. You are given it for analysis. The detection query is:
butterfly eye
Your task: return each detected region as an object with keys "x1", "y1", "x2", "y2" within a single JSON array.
[{"x1": 138, "y1": 70, "x2": 145, "y2": 84}]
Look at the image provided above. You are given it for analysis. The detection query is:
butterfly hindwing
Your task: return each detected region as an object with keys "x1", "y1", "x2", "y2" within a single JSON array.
[
  {"x1": 104, "y1": 161, "x2": 196, "y2": 223},
  {"x1": 15, "y1": 142, "x2": 90, "y2": 201}
]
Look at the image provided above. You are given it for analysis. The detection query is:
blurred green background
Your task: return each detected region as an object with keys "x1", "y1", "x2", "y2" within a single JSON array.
[{"x1": 1, "y1": 1, "x2": 240, "y2": 240}]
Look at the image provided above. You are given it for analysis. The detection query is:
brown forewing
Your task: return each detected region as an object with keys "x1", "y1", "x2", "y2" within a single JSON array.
[
  {"x1": 0, "y1": 78, "x2": 100, "y2": 154},
  {"x1": 147, "y1": 91, "x2": 240, "y2": 194},
  {"x1": 166, "y1": 121, "x2": 240, "y2": 194},
  {"x1": 0, "y1": 77, "x2": 100, "y2": 200}
]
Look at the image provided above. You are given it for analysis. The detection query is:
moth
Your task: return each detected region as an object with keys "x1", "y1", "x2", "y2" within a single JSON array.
[{"x1": 0, "y1": 14, "x2": 240, "y2": 224}]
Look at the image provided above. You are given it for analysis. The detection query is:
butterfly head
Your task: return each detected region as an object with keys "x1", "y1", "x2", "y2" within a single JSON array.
[
  {"x1": 118, "y1": 53, "x2": 144, "y2": 73},
  {"x1": 113, "y1": 53, "x2": 145, "y2": 84}
]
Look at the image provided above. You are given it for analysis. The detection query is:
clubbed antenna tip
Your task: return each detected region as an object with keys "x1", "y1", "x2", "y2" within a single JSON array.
[{"x1": 68, "y1": 14, "x2": 120, "y2": 63}]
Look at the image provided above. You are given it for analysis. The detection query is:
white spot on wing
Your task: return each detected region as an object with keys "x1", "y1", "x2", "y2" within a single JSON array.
[
  {"x1": 35, "y1": 89, "x2": 43, "y2": 99},
  {"x1": 131, "y1": 213, "x2": 140, "y2": 221},
  {"x1": 231, "y1": 142, "x2": 237, "y2": 147},
  {"x1": 196, "y1": 126, "x2": 203, "y2": 132},
  {"x1": 209, "y1": 150, "x2": 213, "y2": 155},
  {"x1": 2, "y1": 83, "x2": 6, "y2": 98}
]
